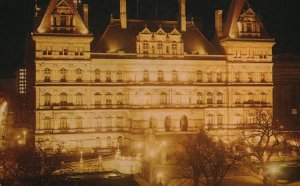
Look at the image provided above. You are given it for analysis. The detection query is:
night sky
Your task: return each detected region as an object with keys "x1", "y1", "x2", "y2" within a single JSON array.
[{"x1": 0, "y1": 0, "x2": 299, "y2": 78}]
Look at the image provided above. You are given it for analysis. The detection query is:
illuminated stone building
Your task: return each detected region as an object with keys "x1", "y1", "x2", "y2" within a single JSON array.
[{"x1": 33, "y1": 0, "x2": 274, "y2": 160}]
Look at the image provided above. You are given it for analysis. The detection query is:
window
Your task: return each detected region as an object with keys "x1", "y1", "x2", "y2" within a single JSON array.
[
  {"x1": 197, "y1": 70, "x2": 202, "y2": 82},
  {"x1": 260, "y1": 73, "x2": 266, "y2": 82},
  {"x1": 59, "y1": 117, "x2": 68, "y2": 129},
  {"x1": 95, "y1": 92, "x2": 101, "y2": 105},
  {"x1": 261, "y1": 92, "x2": 267, "y2": 103},
  {"x1": 217, "y1": 114, "x2": 223, "y2": 125},
  {"x1": 248, "y1": 92, "x2": 254, "y2": 103},
  {"x1": 76, "y1": 116, "x2": 83, "y2": 129},
  {"x1": 207, "y1": 72, "x2": 212, "y2": 82},
  {"x1": 106, "y1": 116, "x2": 112, "y2": 128},
  {"x1": 217, "y1": 73, "x2": 222, "y2": 82},
  {"x1": 106, "y1": 93, "x2": 112, "y2": 105},
  {"x1": 234, "y1": 50, "x2": 241, "y2": 58},
  {"x1": 143, "y1": 70, "x2": 149, "y2": 81},
  {"x1": 234, "y1": 92, "x2": 241, "y2": 104},
  {"x1": 158, "y1": 70, "x2": 163, "y2": 81},
  {"x1": 160, "y1": 92, "x2": 167, "y2": 105},
  {"x1": 95, "y1": 116, "x2": 101, "y2": 128},
  {"x1": 158, "y1": 42, "x2": 163, "y2": 54},
  {"x1": 106, "y1": 70, "x2": 111, "y2": 82},
  {"x1": 116, "y1": 116, "x2": 123, "y2": 128},
  {"x1": 61, "y1": 15, "x2": 66, "y2": 26},
  {"x1": 172, "y1": 70, "x2": 178, "y2": 81},
  {"x1": 207, "y1": 92, "x2": 213, "y2": 104},
  {"x1": 44, "y1": 68, "x2": 51, "y2": 82},
  {"x1": 44, "y1": 93, "x2": 51, "y2": 106},
  {"x1": 95, "y1": 69, "x2": 100, "y2": 82},
  {"x1": 246, "y1": 22, "x2": 252, "y2": 32},
  {"x1": 117, "y1": 71, "x2": 122, "y2": 82},
  {"x1": 175, "y1": 92, "x2": 181, "y2": 104},
  {"x1": 145, "y1": 92, "x2": 151, "y2": 105},
  {"x1": 165, "y1": 116, "x2": 171, "y2": 131},
  {"x1": 60, "y1": 68, "x2": 67, "y2": 82},
  {"x1": 217, "y1": 92, "x2": 223, "y2": 104},
  {"x1": 234, "y1": 72, "x2": 240, "y2": 82},
  {"x1": 60, "y1": 92, "x2": 67, "y2": 105},
  {"x1": 180, "y1": 115, "x2": 188, "y2": 131},
  {"x1": 248, "y1": 72, "x2": 253, "y2": 82},
  {"x1": 118, "y1": 136, "x2": 123, "y2": 146},
  {"x1": 172, "y1": 43, "x2": 177, "y2": 54},
  {"x1": 197, "y1": 92, "x2": 203, "y2": 104},
  {"x1": 247, "y1": 113, "x2": 254, "y2": 124},
  {"x1": 107, "y1": 136, "x2": 112, "y2": 147},
  {"x1": 143, "y1": 42, "x2": 149, "y2": 54},
  {"x1": 76, "y1": 68, "x2": 82, "y2": 82},
  {"x1": 44, "y1": 117, "x2": 51, "y2": 129},
  {"x1": 234, "y1": 113, "x2": 241, "y2": 125},
  {"x1": 75, "y1": 93, "x2": 83, "y2": 106},
  {"x1": 116, "y1": 92, "x2": 124, "y2": 105},
  {"x1": 207, "y1": 114, "x2": 213, "y2": 125}
]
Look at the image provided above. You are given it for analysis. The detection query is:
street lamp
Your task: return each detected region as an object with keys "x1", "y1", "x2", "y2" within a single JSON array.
[
  {"x1": 269, "y1": 165, "x2": 279, "y2": 186},
  {"x1": 23, "y1": 130, "x2": 27, "y2": 144}
]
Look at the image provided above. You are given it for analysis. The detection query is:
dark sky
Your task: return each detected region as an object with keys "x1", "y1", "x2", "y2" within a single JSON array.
[{"x1": 0, "y1": 0, "x2": 299, "y2": 78}]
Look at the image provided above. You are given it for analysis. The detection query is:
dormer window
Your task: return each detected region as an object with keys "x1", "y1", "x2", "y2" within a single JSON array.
[
  {"x1": 51, "y1": 0, "x2": 75, "y2": 32},
  {"x1": 238, "y1": 8, "x2": 261, "y2": 37}
]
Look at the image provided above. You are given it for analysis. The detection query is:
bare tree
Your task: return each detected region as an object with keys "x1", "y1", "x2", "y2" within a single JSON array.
[
  {"x1": 242, "y1": 109, "x2": 281, "y2": 186},
  {"x1": 175, "y1": 129, "x2": 242, "y2": 186},
  {"x1": 0, "y1": 144, "x2": 67, "y2": 186}
]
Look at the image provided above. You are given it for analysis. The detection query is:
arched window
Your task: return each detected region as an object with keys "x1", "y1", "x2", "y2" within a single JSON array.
[
  {"x1": 234, "y1": 92, "x2": 241, "y2": 104},
  {"x1": 180, "y1": 115, "x2": 188, "y2": 131},
  {"x1": 44, "y1": 93, "x2": 51, "y2": 106},
  {"x1": 197, "y1": 92, "x2": 203, "y2": 104},
  {"x1": 118, "y1": 136, "x2": 123, "y2": 146},
  {"x1": 160, "y1": 92, "x2": 167, "y2": 105},
  {"x1": 106, "y1": 70, "x2": 111, "y2": 82},
  {"x1": 59, "y1": 116, "x2": 68, "y2": 129},
  {"x1": 116, "y1": 116, "x2": 123, "y2": 127},
  {"x1": 106, "y1": 92, "x2": 112, "y2": 105},
  {"x1": 106, "y1": 116, "x2": 112, "y2": 128},
  {"x1": 76, "y1": 116, "x2": 83, "y2": 129},
  {"x1": 75, "y1": 93, "x2": 83, "y2": 106},
  {"x1": 117, "y1": 71, "x2": 122, "y2": 82},
  {"x1": 95, "y1": 69, "x2": 100, "y2": 82},
  {"x1": 217, "y1": 114, "x2": 223, "y2": 125},
  {"x1": 107, "y1": 136, "x2": 112, "y2": 148},
  {"x1": 165, "y1": 116, "x2": 171, "y2": 131},
  {"x1": 76, "y1": 68, "x2": 82, "y2": 82},
  {"x1": 44, "y1": 116, "x2": 51, "y2": 129},
  {"x1": 143, "y1": 70, "x2": 149, "y2": 81},
  {"x1": 217, "y1": 92, "x2": 223, "y2": 104},
  {"x1": 172, "y1": 70, "x2": 178, "y2": 81},
  {"x1": 158, "y1": 70, "x2": 164, "y2": 81},
  {"x1": 197, "y1": 70, "x2": 202, "y2": 82},
  {"x1": 116, "y1": 92, "x2": 124, "y2": 105},
  {"x1": 44, "y1": 68, "x2": 51, "y2": 82},
  {"x1": 234, "y1": 113, "x2": 241, "y2": 125},
  {"x1": 60, "y1": 68, "x2": 67, "y2": 82},
  {"x1": 207, "y1": 92, "x2": 213, "y2": 104},
  {"x1": 60, "y1": 92, "x2": 67, "y2": 105},
  {"x1": 247, "y1": 113, "x2": 254, "y2": 124},
  {"x1": 95, "y1": 92, "x2": 101, "y2": 105}
]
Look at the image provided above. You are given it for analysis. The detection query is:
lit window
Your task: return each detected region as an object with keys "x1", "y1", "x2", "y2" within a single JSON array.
[
  {"x1": 95, "y1": 69, "x2": 100, "y2": 82},
  {"x1": 143, "y1": 70, "x2": 149, "y2": 81},
  {"x1": 207, "y1": 114, "x2": 213, "y2": 125},
  {"x1": 197, "y1": 70, "x2": 202, "y2": 82},
  {"x1": 76, "y1": 116, "x2": 83, "y2": 129},
  {"x1": 75, "y1": 92, "x2": 83, "y2": 106},
  {"x1": 76, "y1": 68, "x2": 82, "y2": 82},
  {"x1": 234, "y1": 92, "x2": 241, "y2": 104},
  {"x1": 217, "y1": 114, "x2": 223, "y2": 125},
  {"x1": 44, "y1": 117, "x2": 51, "y2": 129},
  {"x1": 95, "y1": 92, "x2": 101, "y2": 105},
  {"x1": 158, "y1": 70, "x2": 164, "y2": 81},
  {"x1": 106, "y1": 70, "x2": 111, "y2": 82},
  {"x1": 44, "y1": 93, "x2": 51, "y2": 106},
  {"x1": 207, "y1": 92, "x2": 213, "y2": 104},
  {"x1": 60, "y1": 68, "x2": 67, "y2": 82},
  {"x1": 160, "y1": 92, "x2": 167, "y2": 105},
  {"x1": 116, "y1": 92, "x2": 124, "y2": 105},
  {"x1": 172, "y1": 70, "x2": 178, "y2": 81},
  {"x1": 60, "y1": 92, "x2": 67, "y2": 105},
  {"x1": 44, "y1": 68, "x2": 51, "y2": 82},
  {"x1": 234, "y1": 72, "x2": 240, "y2": 82},
  {"x1": 116, "y1": 117, "x2": 123, "y2": 128},
  {"x1": 217, "y1": 73, "x2": 222, "y2": 82},
  {"x1": 207, "y1": 72, "x2": 212, "y2": 82},
  {"x1": 106, "y1": 92, "x2": 112, "y2": 105},
  {"x1": 234, "y1": 113, "x2": 241, "y2": 125},
  {"x1": 260, "y1": 73, "x2": 266, "y2": 82},
  {"x1": 217, "y1": 92, "x2": 223, "y2": 104}
]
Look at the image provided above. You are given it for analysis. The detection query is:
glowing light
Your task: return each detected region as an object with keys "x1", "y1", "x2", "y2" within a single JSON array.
[{"x1": 269, "y1": 165, "x2": 279, "y2": 174}]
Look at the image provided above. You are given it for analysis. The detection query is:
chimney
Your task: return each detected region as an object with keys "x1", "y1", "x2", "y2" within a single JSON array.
[
  {"x1": 120, "y1": 0, "x2": 127, "y2": 29},
  {"x1": 215, "y1": 10, "x2": 223, "y2": 37},
  {"x1": 83, "y1": 4, "x2": 89, "y2": 29},
  {"x1": 179, "y1": 0, "x2": 186, "y2": 32}
]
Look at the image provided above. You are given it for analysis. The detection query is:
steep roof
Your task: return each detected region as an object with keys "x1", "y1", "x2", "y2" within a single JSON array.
[
  {"x1": 36, "y1": 0, "x2": 89, "y2": 34},
  {"x1": 222, "y1": 0, "x2": 271, "y2": 39},
  {"x1": 93, "y1": 19, "x2": 221, "y2": 55}
]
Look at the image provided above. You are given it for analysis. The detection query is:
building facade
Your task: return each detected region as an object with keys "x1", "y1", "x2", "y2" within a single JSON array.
[{"x1": 32, "y1": 0, "x2": 274, "y2": 157}]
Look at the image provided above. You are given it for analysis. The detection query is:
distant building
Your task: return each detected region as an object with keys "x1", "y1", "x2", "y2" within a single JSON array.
[{"x1": 17, "y1": 68, "x2": 27, "y2": 96}]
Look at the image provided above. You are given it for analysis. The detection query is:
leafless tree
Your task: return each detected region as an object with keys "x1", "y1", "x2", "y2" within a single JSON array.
[
  {"x1": 0, "y1": 143, "x2": 67, "y2": 186},
  {"x1": 242, "y1": 109, "x2": 281, "y2": 186},
  {"x1": 175, "y1": 129, "x2": 242, "y2": 186}
]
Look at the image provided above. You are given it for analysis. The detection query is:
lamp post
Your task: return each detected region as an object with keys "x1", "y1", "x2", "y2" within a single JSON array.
[
  {"x1": 269, "y1": 165, "x2": 279, "y2": 186},
  {"x1": 79, "y1": 151, "x2": 84, "y2": 172},
  {"x1": 23, "y1": 130, "x2": 27, "y2": 145}
]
